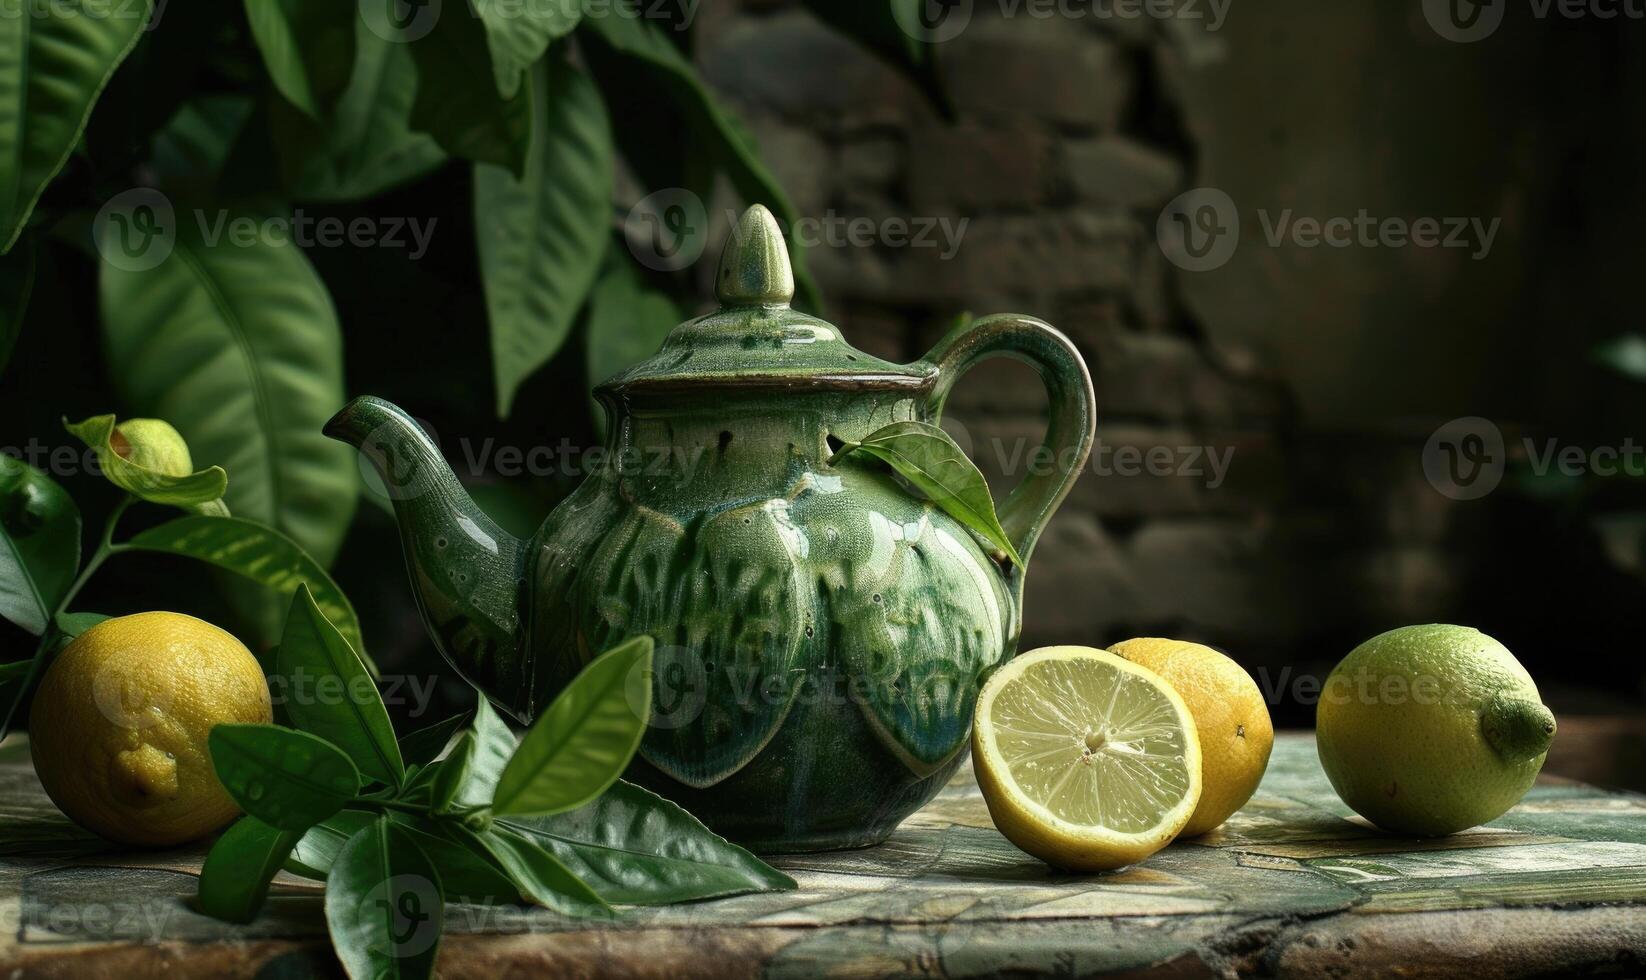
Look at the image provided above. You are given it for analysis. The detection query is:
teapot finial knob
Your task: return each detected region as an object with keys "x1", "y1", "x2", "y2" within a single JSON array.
[{"x1": 716, "y1": 204, "x2": 794, "y2": 308}]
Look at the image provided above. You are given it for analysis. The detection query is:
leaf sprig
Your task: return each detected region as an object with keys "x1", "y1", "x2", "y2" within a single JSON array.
[{"x1": 197, "y1": 589, "x2": 794, "y2": 979}]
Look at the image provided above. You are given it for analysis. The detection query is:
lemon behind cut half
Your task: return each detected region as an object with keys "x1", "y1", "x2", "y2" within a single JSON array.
[{"x1": 973, "y1": 646, "x2": 1202, "y2": 871}]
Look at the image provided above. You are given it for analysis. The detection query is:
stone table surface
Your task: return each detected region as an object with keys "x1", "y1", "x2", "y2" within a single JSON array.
[{"x1": 1, "y1": 733, "x2": 1644, "y2": 979}]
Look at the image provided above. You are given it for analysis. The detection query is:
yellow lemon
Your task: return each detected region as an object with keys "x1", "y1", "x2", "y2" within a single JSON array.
[
  {"x1": 29, "y1": 612, "x2": 272, "y2": 846},
  {"x1": 1316, "y1": 624, "x2": 1554, "y2": 836},
  {"x1": 1110, "y1": 637, "x2": 1273, "y2": 837},
  {"x1": 972, "y1": 646, "x2": 1201, "y2": 871}
]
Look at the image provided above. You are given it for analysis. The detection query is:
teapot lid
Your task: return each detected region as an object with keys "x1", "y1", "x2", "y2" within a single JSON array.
[{"x1": 595, "y1": 205, "x2": 932, "y2": 397}]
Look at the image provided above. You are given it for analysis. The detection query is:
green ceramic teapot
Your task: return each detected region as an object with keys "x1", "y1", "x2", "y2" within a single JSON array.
[{"x1": 326, "y1": 205, "x2": 1096, "y2": 851}]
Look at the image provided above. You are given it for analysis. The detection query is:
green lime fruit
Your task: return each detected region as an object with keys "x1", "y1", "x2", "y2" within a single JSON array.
[{"x1": 1316, "y1": 624, "x2": 1555, "y2": 836}]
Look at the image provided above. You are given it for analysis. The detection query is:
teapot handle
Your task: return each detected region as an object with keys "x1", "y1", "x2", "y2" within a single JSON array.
[{"x1": 917, "y1": 315, "x2": 1097, "y2": 565}]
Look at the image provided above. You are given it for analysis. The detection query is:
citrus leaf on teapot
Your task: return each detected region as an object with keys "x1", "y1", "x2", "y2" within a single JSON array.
[
  {"x1": 491, "y1": 636, "x2": 652, "y2": 817},
  {"x1": 65, "y1": 413, "x2": 229, "y2": 515},
  {"x1": 829, "y1": 420, "x2": 1023, "y2": 568}
]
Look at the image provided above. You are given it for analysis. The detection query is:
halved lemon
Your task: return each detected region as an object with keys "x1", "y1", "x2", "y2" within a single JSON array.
[{"x1": 972, "y1": 646, "x2": 1202, "y2": 871}]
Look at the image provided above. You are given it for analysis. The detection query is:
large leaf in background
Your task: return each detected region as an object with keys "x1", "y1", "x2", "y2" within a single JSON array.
[
  {"x1": 585, "y1": 254, "x2": 681, "y2": 392},
  {"x1": 326, "y1": 818, "x2": 444, "y2": 980},
  {"x1": 272, "y1": 20, "x2": 445, "y2": 201},
  {"x1": 277, "y1": 585, "x2": 403, "y2": 787},
  {"x1": 474, "y1": 0, "x2": 580, "y2": 97},
  {"x1": 0, "y1": 235, "x2": 33, "y2": 373},
  {"x1": 243, "y1": 0, "x2": 355, "y2": 119},
  {"x1": 491, "y1": 636, "x2": 651, "y2": 817},
  {"x1": 122, "y1": 515, "x2": 369, "y2": 665},
  {"x1": 0, "y1": 0, "x2": 150, "y2": 252},
  {"x1": 0, "y1": 456, "x2": 80, "y2": 637},
  {"x1": 408, "y1": 0, "x2": 530, "y2": 176},
  {"x1": 796, "y1": 0, "x2": 952, "y2": 118},
  {"x1": 500, "y1": 779, "x2": 795, "y2": 904},
  {"x1": 577, "y1": 13, "x2": 822, "y2": 312},
  {"x1": 1594, "y1": 334, "x2": 1646, "y2": 382},
  {"x1": 149, "y1": 95, "x2": 256, "y2": 203},
  {"x1": 477, "y1": 56, "x2": 613, "y2": 417},
  {"x1": 99, "y1": 208, "x2": 358, "y2": 568}
]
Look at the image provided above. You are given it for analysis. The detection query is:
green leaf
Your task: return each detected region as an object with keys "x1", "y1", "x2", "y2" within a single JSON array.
[
  {"x1": 830, "y1": 420, "x2": 1023, "y2": 567},
  {"x1": 286, "y1": 808, "x2": 373, "y2": 879},
  {"x1": 65, "y1": 414, "x2": 229, "y2": 514},
  {"x1": 796, "y1": 0, "x2": 952, "y2": 118},
  {"x1": 150, "y1": 95, "x2": 255, "y2": 193},
  {"x1": 99, "y1": 206, "x2": 358, "y2": 569},
  {"x1": 0, "y1": 234, "x2": 34, "y2": 373},
  {"x1": 1594, "y1": 334, "x2": 1646, "y2": 382},
  {"x1": 289, "y1": 810, "x2": 520, "y2": 904},
  {"x1": 477, "y1": 55, "x2": 613, "y2": 417},
  {"x1": 474, "y1": 0, "x2": 580, "y2": 97},
  {"x1": 448, "y1": 823, "x2": 610, "y2": 917},
  {"x1": 0, "y1": 455, "x2": 79, "y2": 636},
  {"x1": 53, "y1": 611, "x2": 109, "y2": 639},
  {"x1": 121, "y1": 515, "x2": 369, "y2": 666},
  {"x1": 492, "y1": 636, "x2": 652, "y2": 817},
  {"x1": 242, "y1": 0, "x2": 356, "y2": 119},
  {"x1": 198, "y1": 815, "x2": 301, "y2": 924},
  {"x1": 0, "y1": 0, "x2": 151, "y2": 252},
  {"x1": 585, "y1": 253, "x2": 681, "y2": 404},
  {"x1": 397, "y1": 711, "x2": 472, "y2": 767},
  {"x1": 499, "y1": 779, "x2": 795, "y2": 904},
  {"x1": 326, "y1": 817, "x2": 444, "y2": 980},
  {"x1": 577, "y1": 13, "x2": 822, "y2": 311},
  {"x1": 408, "y1": 0, "x2": 530, "y2": 175},
  {"x1": 208, "y1": 723, "x2": 362, "y2": 832},
  {"x1": 271, "y1": 11, "x2": 445, "y2": 201},
  {"x1": 276, "y1": 585, "x2": 403, "y2": 787},
  {"x1": 427, "y1": 697, "x2": 514, "y2": 811}
]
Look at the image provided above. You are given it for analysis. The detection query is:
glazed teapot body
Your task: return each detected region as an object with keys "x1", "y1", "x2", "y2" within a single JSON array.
[{"x1": 328, "y1": 207, "x2": 1096, "y2": 851}]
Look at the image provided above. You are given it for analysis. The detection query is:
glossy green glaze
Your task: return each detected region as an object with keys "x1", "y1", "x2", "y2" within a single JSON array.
[{"x1": 327, "y1": 206, "x2": 1097, "y2": 851}]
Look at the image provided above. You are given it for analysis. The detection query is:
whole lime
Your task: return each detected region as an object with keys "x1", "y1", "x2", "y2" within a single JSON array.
[
  {"x1": 30, "y1": 612, "x2": 272, "y2": 846},
  {"x1": 1316, "y1": 624, "x2": 1554, "y2": 836}
]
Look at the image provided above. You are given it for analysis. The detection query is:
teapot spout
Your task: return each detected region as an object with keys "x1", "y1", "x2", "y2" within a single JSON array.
[{"x1": 324, "y1": 396, "x2": 531, "y2": 721}]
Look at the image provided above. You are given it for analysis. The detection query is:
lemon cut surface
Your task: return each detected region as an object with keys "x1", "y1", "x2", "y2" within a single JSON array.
[{"x1": 973, "y1": 646, "x2": 1202, "y2": 871}]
